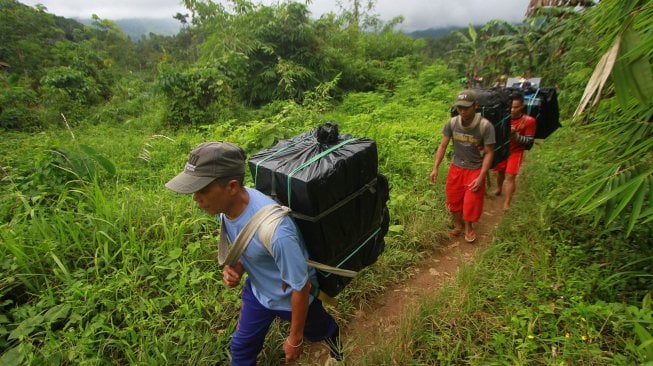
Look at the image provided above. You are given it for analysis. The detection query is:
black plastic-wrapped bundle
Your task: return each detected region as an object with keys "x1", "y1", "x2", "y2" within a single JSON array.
[
  {"x1": 451, "y1": 88, "x2": 511, "y2": 168},
  {"x1": 506, "y1": 87, "x2": 560, "y2": 139},
  {"x1": 248, "y1": 122, "x2": 390, "y2": 297}
]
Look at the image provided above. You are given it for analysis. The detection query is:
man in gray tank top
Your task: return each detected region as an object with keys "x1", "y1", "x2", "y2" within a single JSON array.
[{"x1": 429, "y1": 90, "x2": 496, "y2": 243}]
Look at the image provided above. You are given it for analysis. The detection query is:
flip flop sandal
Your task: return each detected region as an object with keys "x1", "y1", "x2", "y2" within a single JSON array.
[
  {"x1": 449, "y1": 228, "x2": 463, "y2": 238},
  {"x1": 465, "y1": 231, "x2": 477, "y2": 243}
]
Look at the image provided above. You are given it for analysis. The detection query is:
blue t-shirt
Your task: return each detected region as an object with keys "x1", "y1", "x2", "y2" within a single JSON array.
[{"x1": 221, "y1": 187, "x2": 316, "y2": 311}]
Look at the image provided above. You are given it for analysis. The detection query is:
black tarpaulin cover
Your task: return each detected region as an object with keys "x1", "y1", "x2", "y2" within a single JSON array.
[
  {"x1": 450, "y1": 86, "x2": 560, "y2": 164},
  {"x1": 248, "y1": 123, "x2": 389, "y2": 297},
  {"x1": 451, "y1": 88, "x2": 511, "y2": 168}
]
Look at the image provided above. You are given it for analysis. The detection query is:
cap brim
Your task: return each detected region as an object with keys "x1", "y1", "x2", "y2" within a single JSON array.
[
  {"x1": 455, "y1": 101, "x2": 474, "y2": 107},
  {"x1": 165, "y1": 172, "x2": 215, "y2": 194}
]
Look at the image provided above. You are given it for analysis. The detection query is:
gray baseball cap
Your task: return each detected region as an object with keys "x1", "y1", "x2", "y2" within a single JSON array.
[
  {"x1": 165, "y1": 142, "x2": 246, "y2": 194},
  {"x1": 454, "y1": 89, "x2": 477, "y2": 107}
]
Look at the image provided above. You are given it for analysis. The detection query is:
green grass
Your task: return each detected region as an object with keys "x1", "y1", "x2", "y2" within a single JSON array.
[
  {"x1": 0, "y1": 64, "x2": 462, "y2": 365},
  {"x1": 3, "y1": 58, "x2": 650, "y2": 365}
]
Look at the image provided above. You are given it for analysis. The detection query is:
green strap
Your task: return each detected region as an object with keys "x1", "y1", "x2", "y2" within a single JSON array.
[
  {"x1": 526, "y1": 88, "x2": 540, "y2": 116},
  {"x1": 320, "y1": 227, "x2": 381, "y2": 279},
  {"x1": 286, "y1": 138, "x2": 358, "y2": 208},
  {"x1": 290, "y1": 177, "x2": 378, "y2": 222},
  {"x1": 475, "y1": 112, "x2": 510, "y2": 153},
  {"x1": 495, "y1": 115, "x2": 511, "y2": 152},
  {"x1": 253, "y1": 137, "x2": 310, "y2": 187}
]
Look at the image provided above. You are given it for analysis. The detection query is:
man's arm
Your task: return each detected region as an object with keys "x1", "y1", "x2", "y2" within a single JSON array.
[
  {"x1": 283, "y1": 279, "x2": 311, "y2": 363},
  {"x1": 430, "y1": 135, "x2": 451, "y2": 183},
  {"x1": 480, "y1": 144, "x2": 495, "y2": 177},
  {"x1": 514, "y1": 116, "x2": 536, "y2": 146},
  {"x1": 468, "y1": 144, "x2": 494, "y2": 192}
]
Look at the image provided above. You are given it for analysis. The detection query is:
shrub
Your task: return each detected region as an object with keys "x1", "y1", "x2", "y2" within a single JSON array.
[
  {"x1": 0, "y1": 86, "x2": 41, "y2": 130},
  {"x1": 157, "y1": 64, "x2": 240, "y2": 128},
  {"x1": 40, "y1": 66, "x2": 102, "y2": 106}
]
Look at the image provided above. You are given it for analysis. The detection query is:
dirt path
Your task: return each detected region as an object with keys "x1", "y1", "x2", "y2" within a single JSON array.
[{"x1": 297, "y1": 193, "x2": 505, "y2": 365}]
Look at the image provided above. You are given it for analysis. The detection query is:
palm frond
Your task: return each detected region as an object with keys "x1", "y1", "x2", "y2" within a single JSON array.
[
  {"x1": 613, "y1": 27, "x2": 653, "y2": 108},
  {"x1": 573, "y1": 35, "x2": 621, "y2": 118}
]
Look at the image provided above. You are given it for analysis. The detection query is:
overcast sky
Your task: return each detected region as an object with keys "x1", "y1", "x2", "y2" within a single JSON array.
[{"x1": 18, "y1": 0, "x2": 529, "y2": 31}]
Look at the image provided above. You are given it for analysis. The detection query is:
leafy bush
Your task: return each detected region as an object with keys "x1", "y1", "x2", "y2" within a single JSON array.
[
  {"x1": 4, "y1": 144, "x2": 116, "y2": 218},
  {"x1": 92, "y1": 77, "x2": 157, "y2": 126},
  {"x1": 157, "y1": 64, "x2": 241, "y2": 128},
  {"x1": 0, "y1": 86, "x2": 41, "y2": 130},
  {"x1": 40, "y1": 66, "x2": 102, "y2": 106}
]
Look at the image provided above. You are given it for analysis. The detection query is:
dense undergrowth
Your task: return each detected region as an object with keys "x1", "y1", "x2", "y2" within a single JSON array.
[
  {"x1": 360, "y1": 126, "x2": 653, "y2": 365},
  {"x1": 3, "y1": 63, "x2": 650, "y2": 365},
  {"x1": 0, "y1": 60, "x2": 461, "y2": 364},
  {"x1": 2, "y1": 0, "x2": 652, "y2": 364}
]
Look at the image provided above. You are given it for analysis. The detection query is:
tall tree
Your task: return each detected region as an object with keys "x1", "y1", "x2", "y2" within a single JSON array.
[
  {"x1": 496, "y1": 18, "x2": 549, "y2": 77},
  {"x1": 336, "y1": 0, "x2": 379, "y2": 30},
  {"x1": 0, "y1": 0, "x2": 64, "y2": 80},
  {"x1": 449, "y1": 24, "x2": 484, "y2": 87}
]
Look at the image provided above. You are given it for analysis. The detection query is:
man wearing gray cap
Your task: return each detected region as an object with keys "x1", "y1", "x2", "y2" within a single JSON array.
[
  {"x1": 166, "y1": 142, "x2": 341, "y2": 365},
  {"x1": 429, "y1": 90, "x2": 496, "y2": 243}
]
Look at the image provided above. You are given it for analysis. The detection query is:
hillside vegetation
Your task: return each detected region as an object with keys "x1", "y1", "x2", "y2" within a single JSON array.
[{"x1": 1, "y1": 0, "x2": 651, "y2": 364}]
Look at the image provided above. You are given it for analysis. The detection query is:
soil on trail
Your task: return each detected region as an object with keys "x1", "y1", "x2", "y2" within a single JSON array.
[{"x1": 296, "y1": 192, "x2": 506, "y2": 365}]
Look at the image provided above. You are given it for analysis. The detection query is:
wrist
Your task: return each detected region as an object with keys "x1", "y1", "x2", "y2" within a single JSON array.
[
  {"x1": 286, "y1": 336, "x2": 303, "y2": 348},
  {"x1": 234, "y1": 261, "x2": 244, "y2": 274}
]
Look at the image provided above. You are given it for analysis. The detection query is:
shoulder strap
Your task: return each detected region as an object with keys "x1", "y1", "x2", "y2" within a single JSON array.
[
  {"x1": 480, "y1": 117, "x2": 487, "y2": 138},
  {"x1": 445, "y1": 116, "x2": 458, "y2": 132},
  {"x1": 217, "y1": 204, "x2": 357, "y2": 278},
  {"x1": 217, "y1": 204, "x2": 284, "y2": 266},
  {"x1": 471, "y1": 115, "x2": 488, "y2": 146}
]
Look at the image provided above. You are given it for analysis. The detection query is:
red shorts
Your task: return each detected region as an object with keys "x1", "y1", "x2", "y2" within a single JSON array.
[
  {"x1": 445, "y1": 164, "x2": 485, "y2": 223},
  {"x1": 493, "y1": 150, "x2": 524, "y2": 176}
]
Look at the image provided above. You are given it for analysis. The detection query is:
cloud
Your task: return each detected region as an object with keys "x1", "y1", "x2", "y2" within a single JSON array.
[
  {"x1": 19, "y1": 0, "x2": 528, "y2": 29},
  {"x1": 373, "y1": 0, "x2": 527, "y2": 30},
  {"x1": 308, "y1": 0, "x2": 527, "y2": 31},
  {"x1": 20, "y1": 0, "x2": 186, "y2": 19}
]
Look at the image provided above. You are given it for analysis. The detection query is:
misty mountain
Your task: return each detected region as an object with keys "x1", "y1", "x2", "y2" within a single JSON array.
[
  {"x1": 77, "y1": 17, "x2": 182, "y2": 39},
  {"x1": 408, "y1": 25, "x2": 467, "y2": 38}
]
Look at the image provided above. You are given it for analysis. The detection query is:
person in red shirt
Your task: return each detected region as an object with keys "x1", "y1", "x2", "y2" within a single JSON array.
[{"x1": 492, "y1": 93, "x2": 536, "y2": 210}]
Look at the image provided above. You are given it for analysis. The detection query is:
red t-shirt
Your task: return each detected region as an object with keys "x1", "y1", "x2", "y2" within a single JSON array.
[{"x1": 510, "y1": 114, "x2": 536, "y2": 153}]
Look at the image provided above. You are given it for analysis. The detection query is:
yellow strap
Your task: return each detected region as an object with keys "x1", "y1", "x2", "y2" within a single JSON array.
[{"x1": 317, "y1": 290, "x2": 338, "y2": 307}]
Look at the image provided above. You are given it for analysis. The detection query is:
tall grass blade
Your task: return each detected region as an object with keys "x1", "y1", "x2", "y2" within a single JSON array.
[
  {"x1": 627, "y1": 176, "x2": 650, "y2": 235},
  {"x1": 79, "y1": 144, "x2": 116, "y2": 176},
  {"x1": 50, "y1": 253, "x2": 70, "y2": 281},
  {"x1": 606, "y1": 173, "x2": 645, "y2": 223}
]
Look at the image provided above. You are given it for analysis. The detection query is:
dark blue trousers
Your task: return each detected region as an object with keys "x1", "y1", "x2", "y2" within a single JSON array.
[{"x1": 230, "y1": 279, "x2": 340, "y2": 366}]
